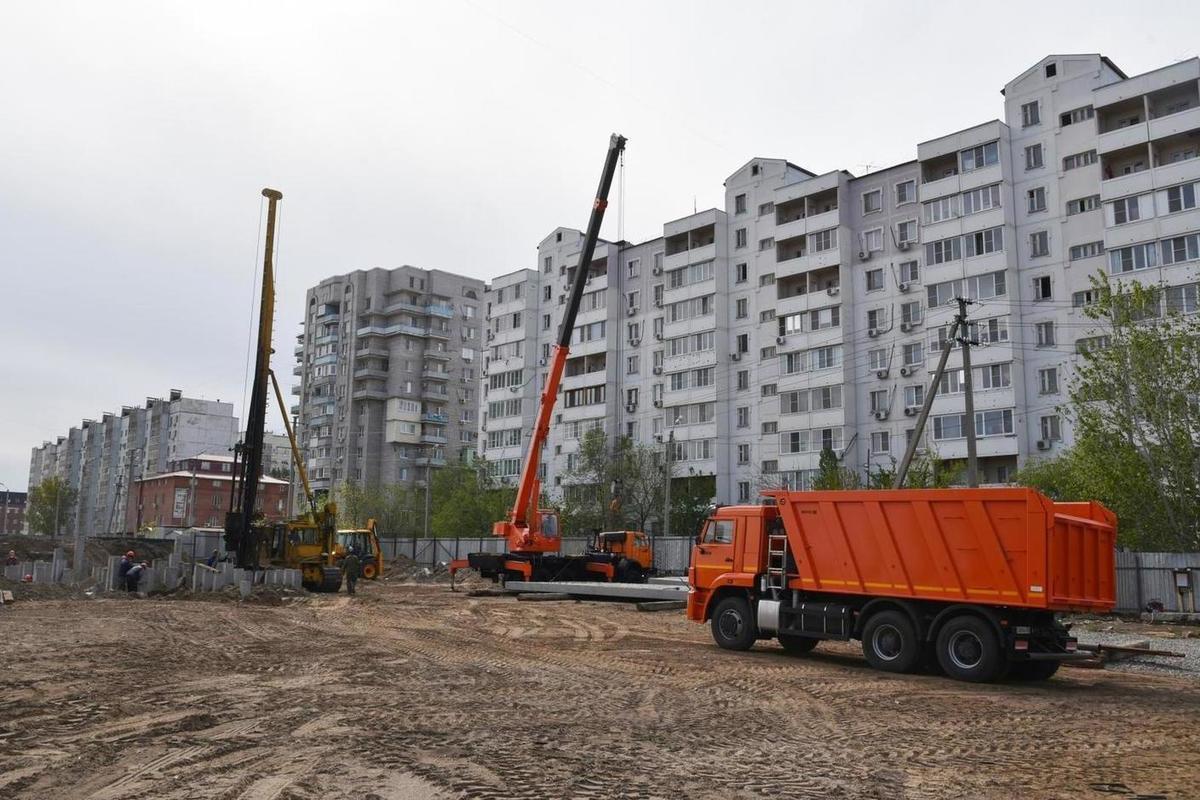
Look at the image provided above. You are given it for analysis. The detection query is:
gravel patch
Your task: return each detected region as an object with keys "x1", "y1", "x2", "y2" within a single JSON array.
[{"x1": 1073, "y1": 629, "x2": 1200, "y2": 680}]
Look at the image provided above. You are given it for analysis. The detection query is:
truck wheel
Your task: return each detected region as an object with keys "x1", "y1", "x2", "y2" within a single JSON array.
[
  {"x1": 711, "y1": 596, "x2": 757, "y2": 651},
  {"x1": 778, "y1": 633, "x2": 819, "y2": 655},
  {"x1": 861, "y1": 610, "x2": 921, "y2": 673},
  {"x1": 1009, "y1": 660, "x2": 1060, "y2": 681},
  {"x1": 936, "y1": 615, "x2": 1003, "y2": 683}
]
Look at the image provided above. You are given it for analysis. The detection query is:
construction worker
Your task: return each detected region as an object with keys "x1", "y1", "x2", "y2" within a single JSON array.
[
  {"x1": 5, "y1": 550, "x2": 17, "y2": 566},
  {"x1": 342, "y1": 547, "x2": 361, "y2": 595},
  {"x1": 117, "y1": 551, "x2": 142, "y2": 592},
  {"x1": 206, "y1": 549, "x2": 221, "y2": 568}
]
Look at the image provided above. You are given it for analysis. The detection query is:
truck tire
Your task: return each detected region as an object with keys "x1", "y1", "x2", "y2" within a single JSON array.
[
  {"x1": 936, "y1": 615, "x2": 1004, "y2": 683},
  {"x1": 778, "y1": 633, "x2": 819, "y2": 655},
  {"x1": 710, "y1": 596, "x2": 757, "y2": 651},
  {"x1": 861, "y1": 610, "x2": 921, "y2": 673},
  {"x1": 1009, "y1": 660, "x2": 1060, "y2": 681}
]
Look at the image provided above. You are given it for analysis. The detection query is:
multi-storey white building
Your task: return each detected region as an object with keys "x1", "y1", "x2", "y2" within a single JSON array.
[
  {"x1": 28, "y1": 390, "x2": 238, "y2": 535},
  {"x1": 293, "y1": 266, "x2": 487, "y2": 499},
  {"x1": 480, "y1": 54, "x2": 1200, "y2": 518}
]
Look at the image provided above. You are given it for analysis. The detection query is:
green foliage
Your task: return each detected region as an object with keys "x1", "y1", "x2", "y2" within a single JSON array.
[
  {"x1": 557, "y1": 429, "x2": 672, "y2": 536},
  {"x1": 1016, "y1": 272, "x2": 1200, "y2": 550},
  {"x1": 902, "y1": 453, "x2": 964, "y2": 489},
  {"x1": 670, "y1": 474, "x2": 716, "y2": 540},
  {"x1": 811, "y1": 447, "x2": 861, "y2": 489},
  {"x1": 27, "y1": 476, "x2": 77, "y2": 536},
  {"x1": 332, "y1": 480, "x2": 422, "y2": 538},
  {"x1": 429, "y1": 461, "x2": 515, "y2": 538}
]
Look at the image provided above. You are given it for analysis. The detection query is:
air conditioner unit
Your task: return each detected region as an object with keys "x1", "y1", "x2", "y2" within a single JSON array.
[
  {"x1": 652, "y1": 366, "x2": 663, "y2": 375},
  {"x1": 626, "y1": 403, "x2": 637, "y2": 413},
  {"x1": 731, "y1": 352, "x2": 742, "y2": 361},
  {"x1": 630, "y1": 338, "x2": 641, "y2": 347},
  {"x1": 904, "y1": 406, "x2": 918, "y2": 417},
  {"x1": 898, "y1": 282, "x2": 910, "y2": 293},
  {"x1": 898, "y1": 240, "x2": 912, "y2": 251},
  {"x1": 900, "y1": 322, "x2": 913, "y2": 333},
  {"x1": 873, "y1": 410, "x2": 889, "y2": 421},
  {"x1": 654, "y1": 299, "x2": 663, "y2": 308},
  {"x1": 899, "y1": 365, "x2": 913, "y2": 377},
  {"x1": 652, "y1": 266, "x2": 662, "y2": 276},
  {"x1": 1036, "y1": 439, "x2": 1052, "y2": 450},
  {"x1": 538, "y1": 358, "x2": 547, "y2": 366},
  {"x1": 776, "y1": 335, "x2": 786, "y2": 345},
  {"x1": 858, "y1": 250, "x2": 870, "y2": 261},
  {"x1": 827, "y1": 286, "x2": 840, "y2": 296},
  {"x1": 627, "y1": 306, "x2": 638, "y2": 317},
  {"x1": 486, "y1": 331, "x2": 495, "y2": 340},
  {"x1": 653, "y1": 400, "x2": 663, "y2": 408},
  {"x1": 875, "y1": 369, "x2": 889, "y2": 379},
  {"x1": 654, "y1": 333, "x2": 663, "y2": 340},
  {"x1": 867, "y1": 328, "x2": 880, "y2": 338}
]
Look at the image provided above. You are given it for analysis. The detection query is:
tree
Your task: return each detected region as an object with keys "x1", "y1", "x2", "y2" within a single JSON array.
[
  {"x1": 1016, "y1": 273, "x2": 1200, "y2": 550},
  {"x1": 670, "y1": 474, "x2": 715, "y2": 540},
  {"x1": 430, "y1": 461, "x2": 515, "y2": 538},
  {"x1": 332, "y1": 480, "x2": 421, "y2": 538},
  {"x1": 812, "y1": 447, "x2": 861, "y2": 489},
  {"x1": 902, "y1": 452, "x2": 964, "y2": 489},
  {"x1": 613, "y1": 437, "x2": 667, "y2": 534},
  {"x1": 27, "y1": 476, "x2": 77, "y2": 536},
  {"x1": 558, "y1": 428, "x2": 618, "y2": 536}
]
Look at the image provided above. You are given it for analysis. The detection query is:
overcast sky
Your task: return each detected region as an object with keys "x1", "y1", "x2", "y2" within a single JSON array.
[{"x1": 1, "y1": 0, "x2": 1197, "y2": 491}]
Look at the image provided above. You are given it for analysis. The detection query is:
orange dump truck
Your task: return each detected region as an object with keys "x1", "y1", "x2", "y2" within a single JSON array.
[{"x1": 687, "y1": 488, "x2": 1116, "y2": 682}]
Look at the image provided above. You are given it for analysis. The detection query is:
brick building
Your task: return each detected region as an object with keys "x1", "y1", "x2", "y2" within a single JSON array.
[
  {"x1": 125, "y1": 453, "x2": 289, "y2": 531},
  {"x1": 1, "y1": 491, "x2": 27, "y2": 534}
]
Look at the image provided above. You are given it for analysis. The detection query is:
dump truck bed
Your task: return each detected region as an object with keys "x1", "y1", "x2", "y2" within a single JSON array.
[{"x1": 763, "y1": 488, "x2": 1116, "y2": 613}]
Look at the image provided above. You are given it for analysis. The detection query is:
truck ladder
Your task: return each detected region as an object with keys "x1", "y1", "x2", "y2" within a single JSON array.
[{"x1": 766, "y1": 532, "x2": 789, "y2": 592}]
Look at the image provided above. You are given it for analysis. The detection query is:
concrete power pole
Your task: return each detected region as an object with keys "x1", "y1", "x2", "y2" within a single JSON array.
[
  {"x1": 955, "y1": 297, "x2": 980, "y2": 487},
  {"x1": 661, "y1": 430, "x2": 674, "y2": 541}
]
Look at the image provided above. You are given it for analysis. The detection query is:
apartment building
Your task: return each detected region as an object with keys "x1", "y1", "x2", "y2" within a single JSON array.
[
  {"x1": 27, "y1": 391, "x2": 238, "y2": 535},
  {"x1": 293, "y1": 266, "x2": 487, "y2": 498},
  {"x1": 480, "y1": 54, "x2": 1200, "y2": 513},
  {"x1": 125, "y1": 453, "x2": 289, "y2": 531}
]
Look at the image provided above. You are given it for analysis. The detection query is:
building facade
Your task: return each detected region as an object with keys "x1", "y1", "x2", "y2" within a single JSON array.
[
  {"x1": 27, "y1": 391, "x2": 238, "y2": 535},
  {"x1": 125, "y1": 453, "x2": 289, "y2": 531},
  {"x1": 480, "y1": 54, "x2": 1200, "y2": 514},
  {"x1": 293, "y1": 266, "x2": 487, "y2": 499},
  {"x1": 1, "y1": 491, "x2": 27, "y2": 535}
]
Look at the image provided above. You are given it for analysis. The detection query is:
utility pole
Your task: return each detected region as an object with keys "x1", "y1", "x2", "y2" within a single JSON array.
[
  {"x1": 661, "y1": 430, "x2": 674, "y2": 540},
  {"x1": 423, "y1": 464, "x2": 432, "y2": 538},
  {"x1": 895, "y1": 315, "x2": 963, "y2": 488},
  {"x1": 956, "y1": 297, "x2": 979, "y2": 487}
]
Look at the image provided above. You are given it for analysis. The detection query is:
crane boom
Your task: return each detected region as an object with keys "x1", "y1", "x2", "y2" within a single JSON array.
[{"x1": 495, "y1": 133, "x2": 627, "y2": 553}]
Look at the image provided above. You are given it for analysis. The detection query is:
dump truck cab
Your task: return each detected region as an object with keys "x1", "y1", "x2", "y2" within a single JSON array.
[
  {"x1": 590, "y1": 530, "x2": 653, "y2": 582},
  {"x1": 688, "y1": 504, "x2": 769, "y2": 621}
]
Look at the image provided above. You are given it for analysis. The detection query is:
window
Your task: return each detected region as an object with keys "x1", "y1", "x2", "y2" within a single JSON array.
[
  {"x1": 1025, "y1": 143, "x2": 1044, "y2": 170},
  {"x1": 1067, "y1": 195, "x2": 1100, "y2": 216},
  {"x1": 667, "y1": 260, "x2": 714, "y2": 289},
  {"x1": 627, "y1": 355, "x2": 639, "y2": 375},
  {"x1": 965, "y1": 226, "x2": 1004, "y2": 257},
  {"x1": 758, "y1": 201, "x2": 775, "y2": 216},
  {"x1": 735, "y1": 298, "x2": 748, "y2": 319},
  {"x1": 1069, "y1": 241, "x2": 1104, "y2": 261},
  {"x1": 1021, "y1": 101, "x2": 1041, "y2": 127},
  {"x1": 1040, "y1": 415, "x2": 1061, "y2": 441},
  {"x1": 1167, "y1": 183, "x2": 1197, "y2": 213},
  {"x1": 1038, "y1": 367, "x2": 1059, "y2": 394},
  {"x1": 627, "y1": 290, "x2": 639, "y2": 309},
  {"x1": 1035, "y1": 321, "x2": 1056, "y2": 347},
  {"x1": 925, "y1": 236, "x2": 961, "y2": 265},
  {"x1": 735, "y1": 262, "x2": 748, "y2": 283},
  {"x1": 760, "y1": 309, "x2": 776, "y2": 323},
  {"x1": 868, "y1": 347, "x2": 887, "y2": 370},
  {"x1": 759, "y1": 237, "x2": 775, "y2": 251},
  {"x1": 627, "y1": 322, "x2": 641, "y2": 342},
  {"x1": 1112, "y1": 196, "x2": 1141, "y2": 225},
  {"x1": 1030, "y1": 231, "x2": 1049, "y2": 258},
  {"x1": 542, "y1": 313, "x2": 551, "y2": 330},
  {"x1": 961, "y1": 141, "x2": 999, "y2": 171},
  {"x1": 871, "y1": 431, "x2": 890, "y2": 454},
  {"x1": 1108, "y1": 242, "x2": 1157, "y2": 273},
  {"x1": 810, "y1": 228, "x2": 837, "y2": 252},
  {"x1": 923, "y1": 195, "x2": 957, "y2": 223},
  {"x1": 866, "y1": 307, "x2": 887, "y2": 331},
  {"x1": 761, "y1": 383, "x2": 777, "y2": 397},
  {"x1": 896, "y1": 180, "x2": 915, "y2": 204},
  {"x1": 627, "y1": 258, "x2": 640, "y2": 278},
  {"x1": 869, "y1": 390, "x2": 888, "y2": 412},
  {"x1": 737, "y1": 481, "x2": 751, "y2": 502},
  {"x1": 736, "y1": 333, "x2": 749, "y2": 354},
  {"x1": 759, "y1": 273, "x2": 775, "y2": 286},
  {"x1": 903, "y1": 342, "x2": 923, "y2": 365},
  {"x1": 1027, "y1": 187, "x2": 1047, "y2": 213},
  {"x1": 1060, "y1": 105, "x2": 1094, "y2": 126},
  {"x1": 737, "y1": 370, "x2": 749, "y2": 390},
  {"x1": 1033, "y1": 275, "x2": 1052, "y2": 300},
  {"x1": 866, "y1": 268, "x2": 884, "y2": 291},
  {"x1": 897, "y1": 220, "x2": 917, "y2": 244},
  {"x1": 933, "y1": 409, "x2": 1014, "y2": 440},
  {"x1": 1072, "y1": 289, "x2": 1099, "y2": 308},
  {"x1": 735, "y1": 193, "x2": 747, "y2": 214},
  {"x1": 927, "y1": 271, "x2": 1006, "y2": 307},
  {"x1": 1063, "y1": 150, "x2": 1097, "y2": 171},
  {"x1": 736, "y1": 407, "x2": 750, "y2": 429},
  {"x1": 904, "y1": 385, "x2": 924, "y2": 408},
  {"x1": 702, "y1": 519, "x2": 734, "y2": 544},
  {"x1": 1165, "y1": 283, "x2": 1200, "y2": 314},
  {"x1": 1161, "y1": 234, "x2": 1200, "y2": 265},
  {"x1": 511, "y1": 312, "x2": 522, "y2": 328},
  {"x1": 862, "y1": 189, "x2": 883, "y2": 214},
  {"x1": 900, "y1": 260, "x2": 919, "y2": 283},
  {"x1": 900, "y1": 301, "x2": 922, "y2": 325},
  {"x1": 543, "y1": 255, "x2": 552, "y2": 273},
  {"x1": 862, "y1": 229, "x2": 883, "y2": 253},
  {"x1": 1044, "y1": 63, "x2": 1057, "y2": 78},
  {"x1": 735, "y1": 228, "x2": 747, "y2": 248}
]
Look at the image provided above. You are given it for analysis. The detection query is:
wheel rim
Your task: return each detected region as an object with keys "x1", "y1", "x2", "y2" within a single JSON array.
[
  {"x1": 717, "y1": 609, "x2": 744, "y2": 640},
  {"x1": 948, "y1": 630, "x2": 984, "y2": 670},
  {"x1": 872, "y1": 624, "x2": 904, "y2": 662}
]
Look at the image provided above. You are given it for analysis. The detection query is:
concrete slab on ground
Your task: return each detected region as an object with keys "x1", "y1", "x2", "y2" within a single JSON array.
[{"x1": 503, "y1": 580, "x2": 689, "y2": 601}]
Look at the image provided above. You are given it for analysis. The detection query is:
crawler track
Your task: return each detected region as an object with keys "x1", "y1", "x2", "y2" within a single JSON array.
[{"x1": 1, "y1": 584, "x2": 1198, "y2": 799}]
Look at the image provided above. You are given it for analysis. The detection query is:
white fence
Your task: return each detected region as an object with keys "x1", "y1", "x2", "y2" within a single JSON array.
[
  {"x1": 1115, "y1": 551, "x2": 1200, "y2": 613},
  {"x1": 381, "y1": 536, "x2": 697, "y2": 575}
]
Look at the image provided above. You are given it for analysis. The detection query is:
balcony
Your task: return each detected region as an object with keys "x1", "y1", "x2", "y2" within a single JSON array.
[
  {"x1": 415, "y1": 456, "x2": 447, "y2": 467},
  {"x1": 425, "y1": 327, "x2": 451, "y2": 340},
  {"x1": 293, "y1": 344, "x2": 304, "y2": 356},
  {"x1": 421, "y1": 385, "x2": 450, "y2": 400},
  {"x1": 289, "y1": 404, "x2": 300, "y2": 416},
  {"x1": 355, "y1": 344, "x2": 389, "y2": 359},
  {"x1": 315, "y1": 333, "x2": 339, "y2": 346},
  {"x1": 421, "y1": 411, "x2": 449, "y2": 424},
  {"x1": 354, "y1": 367, "x2": 389, "y2": 380},
  {"x1": 290, "y1": 384, "x2": 301, "y2": 395},
  {"x1": 292, "y1": 364, "x2": 304, "y2": 376},
  {"x1": 423, "y1": 349, "x2": 451, "y2": 361},
  {"x1": 426, "y1": 304, "x2": 454, "y2": 318},
  {"x1": 420, "y1": 433, "x2": 448, "y2": 445},
  {"x1": 352, "y1": 387, "x2": 387, "y2": 401},
  {"x1": 663, "y1": 219, "x2": 718, "y2": 271},
  {"x1": 357, "y1": 323, "x2": 426, "y2": 338},
  {"x1": 422, "y1": 368, "x2": 451, "y2": 381}
]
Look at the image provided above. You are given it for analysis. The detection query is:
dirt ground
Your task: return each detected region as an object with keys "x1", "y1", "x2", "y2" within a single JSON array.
[{"x1": 2, "y1": 583, "x2": 1199, "y2": 800}]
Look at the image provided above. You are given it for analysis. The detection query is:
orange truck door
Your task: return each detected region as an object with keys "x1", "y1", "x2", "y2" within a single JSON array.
[{"x1": 692, "y1": 518, "x2": 736, "y2": 587}]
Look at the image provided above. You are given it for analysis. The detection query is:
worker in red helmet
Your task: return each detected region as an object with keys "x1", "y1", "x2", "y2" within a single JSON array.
[
  {"x1": 118, "y1": 551, "x2": 137, "y2": 592},
  {"x1": 5, "y1": 549, "x2": 17, "y2": 566}
]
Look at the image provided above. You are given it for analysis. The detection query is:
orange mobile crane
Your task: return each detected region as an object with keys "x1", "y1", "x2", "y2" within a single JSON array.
[{"x1": 452, "y1": 134, "x2": 650, "y2": 584}]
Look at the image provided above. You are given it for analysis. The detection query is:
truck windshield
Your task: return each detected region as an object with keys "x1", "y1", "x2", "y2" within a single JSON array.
[{"x1": 702, "y1": 520, "x2": 734, "y2": 544}]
